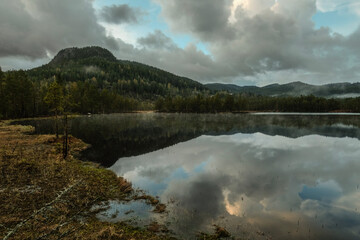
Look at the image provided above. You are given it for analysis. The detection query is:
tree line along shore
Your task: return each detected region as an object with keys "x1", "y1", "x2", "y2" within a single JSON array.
[{"x1": 1, "y1": 68, "x2": 360, "y2": 121}]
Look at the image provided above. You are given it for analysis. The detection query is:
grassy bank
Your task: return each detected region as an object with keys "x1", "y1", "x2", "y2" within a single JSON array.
[{"x1": 0, "y1": 121, "x2": 174, "y2": 240}]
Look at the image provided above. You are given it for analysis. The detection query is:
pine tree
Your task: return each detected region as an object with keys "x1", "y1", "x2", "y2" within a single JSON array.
[
  {"x1": 0, "y1": 67, "x2": 4, "y2": 118},
  {"x1": 44, "y1": 78, "x2": 64, "y2": 138}
]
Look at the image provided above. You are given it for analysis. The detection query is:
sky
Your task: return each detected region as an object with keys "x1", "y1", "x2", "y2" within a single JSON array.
[{"x1": 1, "y1": 0, "x2": 360, "y2": 86}]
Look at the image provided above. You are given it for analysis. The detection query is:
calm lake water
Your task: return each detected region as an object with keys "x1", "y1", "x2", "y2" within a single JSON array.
[{"x1": 15, "y1": 113, "x2": 360, "y2": 239}]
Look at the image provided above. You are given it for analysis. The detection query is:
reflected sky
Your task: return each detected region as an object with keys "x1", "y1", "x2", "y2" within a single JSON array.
[
  {"x1": 110, "y1": 133, "x2": 360, "y2": 239},
  {"x1": 13, "y1": 113, "x2": 360, "y2": 238}
]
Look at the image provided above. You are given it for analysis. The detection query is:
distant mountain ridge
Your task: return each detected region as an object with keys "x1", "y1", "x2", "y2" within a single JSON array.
[
  {"x1": 206, "y1": 81, "x2": 360, "y2": 98},
  {"x1": 3, "y1": 46, "x2": 360, "y2": 119},
  {"x1": 26, "y1": 46, "x2": 360, "y2": 99}
]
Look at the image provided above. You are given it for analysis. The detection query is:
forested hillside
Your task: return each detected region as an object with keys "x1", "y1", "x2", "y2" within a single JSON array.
[
  {"x1": 206, "y1": 82, "x2": 360, "y2": 97},
  {"x1": 29, "y1": 46, "x2": 206, "y2": 98},
  {"x1": 0, "y1": 46, "x2": 207, "y2": 119},
  {"x1": 1, "y1": 46, "x2": 360, "y2": 120},
  {"x1": 156, "y1": 94, "x2": 360, "y2": 113}
]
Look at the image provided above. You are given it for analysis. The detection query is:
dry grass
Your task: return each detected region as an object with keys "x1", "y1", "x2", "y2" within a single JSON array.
[
  {"x1": 196, "y1": 225, "x2": 231, "y2": 240},
  {"x1": 133, "y1": 194, "x2": 167, "y2": 213},
  {"x1": 0, "y1": 121, "x2": 173, "y2": 240}
]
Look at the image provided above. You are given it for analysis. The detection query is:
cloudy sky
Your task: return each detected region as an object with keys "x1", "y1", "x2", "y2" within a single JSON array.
[{"x1": 1, "y1": 0, "x2": 360, "y2": 86}]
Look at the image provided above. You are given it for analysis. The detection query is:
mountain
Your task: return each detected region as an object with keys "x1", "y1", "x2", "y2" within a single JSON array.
[
  {"x1": 206, "y1": 81, "x2": 360, "y2": 98},
  {"x1": 27, "y1": 46, "x2": 207, "y2": 99},
  {"x1": 26, "y1": 46, "x2": 360, "y2": 99},
  {"x1": 2, "y1": 46, "x2": 360, "y2": 119},
  {"x1": 49, "y1": 46, "x2": 117, "y2": 65}
]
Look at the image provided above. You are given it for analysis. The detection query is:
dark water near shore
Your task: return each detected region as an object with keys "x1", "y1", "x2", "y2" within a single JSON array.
[{"x1": 14, "y1": 113, "x2": 360, "y2": 239}]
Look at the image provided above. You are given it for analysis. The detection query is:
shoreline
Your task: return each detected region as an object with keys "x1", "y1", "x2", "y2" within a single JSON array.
[
  {"x1": 0, "y1": 121, "x2": 174, "y2": 240},
  {"x1": 4, "y1": 110, "x2": 360, "y2": 123}
]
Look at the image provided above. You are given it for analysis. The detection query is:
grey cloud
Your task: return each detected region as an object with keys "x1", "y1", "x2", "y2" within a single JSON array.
[
  {"x1": 213, "y1": 7, "x2": 348, "y2": 75},
  {"x1": 2, "y1": 0, "x2": 360, "y2": 85},
  {"x1": 155, "y1": 0, "x2": 234, "y2": 42},
  {"x1": 137, "y1": 30, "x2": 177, "y2": 50},
  {"x1": 153, "y1": 0, "x2": 360, "y2": 85},
  {"x1": 111, "y1": 31, "x2": 228, "y2": 82},
  {"x1": 0, "y1": 56, "x2": 49, "y2": 71},
  {"x1": 124, "y1": 0, "x2": 360, "y2": 85},
  {"x1": 347, "y1": 26, "x2": 360, "y2": 52},
  {"x1": 100, "y1": 4, "x2": 142, "y2": 24},
  {"x1": 0, "y1": 0, "x2": 118, "y2": 59}
]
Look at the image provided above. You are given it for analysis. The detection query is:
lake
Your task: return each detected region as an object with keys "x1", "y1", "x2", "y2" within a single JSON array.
[{"x1": 15, "y1": 113, "x2": 360, "y2": 239}]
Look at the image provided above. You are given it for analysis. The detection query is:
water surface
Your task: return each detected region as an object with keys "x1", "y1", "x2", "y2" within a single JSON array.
[{"x1": 15, "y1": 113, "x2": 360, "y2": 239}]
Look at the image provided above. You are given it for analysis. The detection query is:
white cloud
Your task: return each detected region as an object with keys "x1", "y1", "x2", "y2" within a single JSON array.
[
  {"x1": 100, "y1": 22, "x2": 139, "y2": 46},
  {"x1": 316, "y1": 0, "x2": 360, "y2": 15},
  {"x1": 229, "y1": 0, "x2": 276, "y2": 22},
  {"x1": 316, "y1": 0, "x2": 346, "y2": 12}
]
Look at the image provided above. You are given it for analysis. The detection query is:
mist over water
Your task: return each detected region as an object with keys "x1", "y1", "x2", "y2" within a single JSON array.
[{"x1": 15, "y1": 113, "x2": 360, "y2": 239}]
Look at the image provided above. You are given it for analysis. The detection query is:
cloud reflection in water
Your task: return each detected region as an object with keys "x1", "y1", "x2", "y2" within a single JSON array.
[{"x1": 110, "y1": 133, "x2": 360, "y2": 239}]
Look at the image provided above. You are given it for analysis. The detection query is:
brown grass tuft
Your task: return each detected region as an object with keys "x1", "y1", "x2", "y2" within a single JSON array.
[{"x1": 0, "y1": 121, "x2": 173, "y2": 240}]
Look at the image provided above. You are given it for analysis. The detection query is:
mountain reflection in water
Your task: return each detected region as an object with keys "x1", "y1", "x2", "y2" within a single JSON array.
[
  {"x1": 15, "y1": 113, "x2": 360, "y2": 167},
  {"x1": 14, "y1": 113, "x2": 360, "y2": 239}
]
